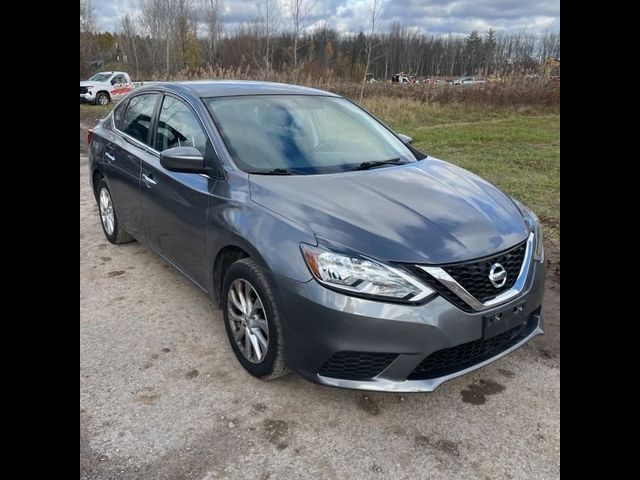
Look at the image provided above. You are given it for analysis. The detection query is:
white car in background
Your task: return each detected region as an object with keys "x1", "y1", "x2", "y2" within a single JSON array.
[
  {"x1": 453, "y1": 76, "x2": 487, "y2": 85},
  {"x1": 80, "y1": 71, "x2": 134, "y2": 105}
]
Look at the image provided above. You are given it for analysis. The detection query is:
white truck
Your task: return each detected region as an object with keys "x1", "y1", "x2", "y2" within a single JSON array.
[{"x1": 80, "y1": 71, "x2": 134, "y2": 105}]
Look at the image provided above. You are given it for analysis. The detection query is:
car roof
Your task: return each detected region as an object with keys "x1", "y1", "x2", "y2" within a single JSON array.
[{"x1": 135, "y1": 80, "x2": 340, "y2": 98}]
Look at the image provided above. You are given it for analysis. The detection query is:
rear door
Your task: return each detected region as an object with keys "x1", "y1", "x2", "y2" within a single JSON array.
[
  {"x1": 140, "y1": 93, "x2": 213, "y2": 286},
  {"x1": 104, "y1": 92, "x2": 160, "y2": 239}
]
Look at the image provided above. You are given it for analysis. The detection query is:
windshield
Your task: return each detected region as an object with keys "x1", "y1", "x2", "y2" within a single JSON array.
[
  {"x1": 89, "y1": 73, "x2": 113, "y2": 82},
  {"x1": 204, "y1": 95, "x2": 419, "y2": 174}
]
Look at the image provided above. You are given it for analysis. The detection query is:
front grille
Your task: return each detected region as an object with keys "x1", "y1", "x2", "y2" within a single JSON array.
[
  {"x1": 408, "y1": 313, "x2": 538, "y2": 380},
  {"x1": 444, "y1": 241, "x2": 527, "y2": 302},
  {"x1": 319, "y1": 351, "x2": 397, "y2": 380},
  {"x1": 80, "y1": 86, "x2": 88, "y2": 94},
  {"x1": 402, "y1": 240, "x2": 527, "y2": 312}
]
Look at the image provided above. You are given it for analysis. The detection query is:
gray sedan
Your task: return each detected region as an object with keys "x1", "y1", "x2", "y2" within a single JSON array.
[{"x1": 87, "y1": 81, "x2": 545, "y2": 392}]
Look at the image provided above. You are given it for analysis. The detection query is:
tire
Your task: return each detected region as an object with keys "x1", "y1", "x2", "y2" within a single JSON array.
[
  {"x1": 95, "y1": 92, "x2": 110, "y2": 106},
  {"x1": 222, "y1": 258, "x2": 289, "y2": 380},
  {"x1": 95, "y1": 178, "x2": 135, "y2": 245}
]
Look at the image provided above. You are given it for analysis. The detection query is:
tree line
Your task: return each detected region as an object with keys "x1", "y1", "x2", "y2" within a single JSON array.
[{"x1": 80, "y1": 0, "x2": 560, "y2": 81}]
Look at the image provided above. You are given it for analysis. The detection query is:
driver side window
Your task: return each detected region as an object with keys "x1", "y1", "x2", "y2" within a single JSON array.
[{"x1": 155, "y1": 96, "x2": 207, "y2": 155}]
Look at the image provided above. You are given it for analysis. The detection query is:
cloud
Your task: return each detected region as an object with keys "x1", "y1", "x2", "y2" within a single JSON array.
[
  {"x1": 92, "y1": 0, "x2": 559, "y2": 36},
  {"x1": 93, "y1": 0, "x2": 121, "y2": 31}
]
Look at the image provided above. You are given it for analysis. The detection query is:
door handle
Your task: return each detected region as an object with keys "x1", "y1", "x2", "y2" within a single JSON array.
[
  {"x1": 104, "y1": 151, "x2": 115, "y2": 162},
  {"x1": 142, "y1": 173, "x2": 157, "y2": 186}
]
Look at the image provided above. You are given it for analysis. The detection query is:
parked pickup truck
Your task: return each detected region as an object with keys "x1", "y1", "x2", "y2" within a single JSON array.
[
  {"x1": 80, "y1": 71, "x2": 134, "y2": 105},
  {"x1": 452, "y1": 76, "x2": 487, "y2": 86}
]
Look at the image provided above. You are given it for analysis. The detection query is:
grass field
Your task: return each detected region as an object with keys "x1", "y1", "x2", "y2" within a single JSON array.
[
  {"x1": 80, "y1": 104, "x2": 113, "y2": 126},
  {"x1": 81, "y1": 100, "x2": 560, "y2": 258}
]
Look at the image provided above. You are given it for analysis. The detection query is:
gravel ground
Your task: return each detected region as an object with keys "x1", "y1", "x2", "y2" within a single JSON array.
[{"x1": 80, "y1": 153, "x2": 560, "y2": 480}]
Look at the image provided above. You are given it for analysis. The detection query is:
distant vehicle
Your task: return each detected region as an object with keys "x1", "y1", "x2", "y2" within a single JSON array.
[
  {"x1": 80, "y1": 71, "x2": 134, "y2": 105},
  {"x1": 544, "y1": 57, "x2": 560, "y2": 81},
  {"x1": 392, "y1": 73, "x2": 417, "y2": 84},
  {"x1": 422, "y1": 77, "x2": 446, "y2": 85},
  {"x1": 453, "y1": 76, "x2": 486, "y2": 86}
]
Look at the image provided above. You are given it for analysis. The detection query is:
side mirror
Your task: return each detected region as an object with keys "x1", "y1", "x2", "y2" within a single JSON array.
[
  {"x1": 111, "y1": 79, "x2": 117, "y2": 85},
  {"x1": 160, "y1": 146, "x2": 207, "y2": 173},
  {"x1": 397, "y1": 133, "x2": 413, "y2": 145}
]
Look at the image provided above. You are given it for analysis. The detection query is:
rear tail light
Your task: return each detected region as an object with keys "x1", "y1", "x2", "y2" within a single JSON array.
[{"x1": 87, "y1": 129, "x2": 93, "y2": 145}]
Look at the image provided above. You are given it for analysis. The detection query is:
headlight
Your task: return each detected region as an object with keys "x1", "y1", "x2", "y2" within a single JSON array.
[
  {"x1": 300, "y1": 243, "x2": 434, "y2": 303},
  {"x1": 512, "y1": 199, "x2": 544, "y2": 262}
]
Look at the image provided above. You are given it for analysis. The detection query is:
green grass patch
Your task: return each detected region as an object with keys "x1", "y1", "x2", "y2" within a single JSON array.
[{"x1": 80, "y1": 104, "x2": 115, "y2": 127}]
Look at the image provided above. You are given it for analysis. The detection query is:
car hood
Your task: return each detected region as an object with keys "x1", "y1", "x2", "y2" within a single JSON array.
[
  {"x1": 249, "y1": 158, "x2": 529, "y2": 264},
  {"x1": 80, "y1": 81, "x2": 98, "y2": 87}
]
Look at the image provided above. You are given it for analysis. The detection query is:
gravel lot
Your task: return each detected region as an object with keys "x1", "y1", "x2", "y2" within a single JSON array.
[{"x1": 80, "y1": 145, "x2": 560, "y2": 480}]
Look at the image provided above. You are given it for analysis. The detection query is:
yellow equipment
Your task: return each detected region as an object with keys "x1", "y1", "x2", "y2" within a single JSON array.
[{"x1": 544, "y1": 57, "x2": 560, "y2": 79}]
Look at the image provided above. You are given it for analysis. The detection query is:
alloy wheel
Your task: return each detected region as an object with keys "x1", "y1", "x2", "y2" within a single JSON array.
[
  {"x1": 227, "y1": 279, "x2": 269, "y2": 364},
  {"x1": 99, "y1": 187, "x2": 115, "y2": 236}
]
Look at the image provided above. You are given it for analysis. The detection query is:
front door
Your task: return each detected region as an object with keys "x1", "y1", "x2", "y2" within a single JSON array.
[
  {"x1": 140, "y1": 94, "x2": 211, "y2": 286},
  {"x1": 110, "y1": 74, "x2": 134, "y2": 101}
]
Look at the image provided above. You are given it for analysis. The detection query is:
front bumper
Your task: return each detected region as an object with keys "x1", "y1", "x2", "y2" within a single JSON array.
[
  {"x1": 275, "y1": 259, "x2": 545, "y2": 392},
  {"x1": 80, "y1": 93, "x2": 95, "y2": 104}
]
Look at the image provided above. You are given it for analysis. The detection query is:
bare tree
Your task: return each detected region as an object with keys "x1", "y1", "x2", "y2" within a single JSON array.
[
  {"x1": 235, "y1": 20, "x2": 266, "y2": 70},
  {"x1": 82, "y1": 6, "x2": 560, "y2": 82},
  {"x1": 163, "y1": 0, "x2": 174, "y2": 77},
  {"x1": 257, "y1": 0, "x2": 279, "y2": 70},
  {"x1": 80, "y1": 0, "x2": 96, "y2": 76},
  {"x1": 173, "y1": 0, "x2": 198, "y2": 70},
  {"x1": 202, "y1": 0, "x2": 225, "y2": 66},
  {"x1": 360, "y1": 0, "x2": 381, "y2": 101},
  {"x1": 80, "y1": 0, "x2": 95, "y2": 33},
  {"x1": 285, "y1": 0, "x2": 319, "y2": 69},
  {"x1": 541, "y1": 32, "x2": 560, "y2": 61},
  {"x1": 120, "y1": 12, "x2": 140, "y2": 79},
  {"x1": 140, "y1": 0, "x2": 175, "y2": 77},
  {"x1": 140, "y1": 0, "x2": 164, "y2": 73}
]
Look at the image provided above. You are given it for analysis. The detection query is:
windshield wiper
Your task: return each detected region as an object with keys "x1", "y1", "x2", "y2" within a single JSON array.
[
  {"x1": 248, "y1": 168, "x2": 300, "y2": 175},
  {"x1": 355, "y1": 158, "x2": 402, "y2": 170}
]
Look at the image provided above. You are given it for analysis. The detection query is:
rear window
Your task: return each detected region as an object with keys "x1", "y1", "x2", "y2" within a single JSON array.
[
  {"x1": 121, "y1": 94, "x2": 158, "y2": 145},
  {"x1": 112, "y1": 99, "x2": 128, "y2": 130}
]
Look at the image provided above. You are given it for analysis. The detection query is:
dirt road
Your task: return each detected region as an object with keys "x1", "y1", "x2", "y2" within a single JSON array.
[{"x1": 80, "y1": 145, "x2": 560, "y2": 480}]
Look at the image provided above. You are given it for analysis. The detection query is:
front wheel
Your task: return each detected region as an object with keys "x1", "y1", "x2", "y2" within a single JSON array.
[
  {"x1": 222, "y1": 258, "x2": 289, "y2": 380},
  {"x1": 95, "y1": 92, "x2": 110, "y2": 105}
]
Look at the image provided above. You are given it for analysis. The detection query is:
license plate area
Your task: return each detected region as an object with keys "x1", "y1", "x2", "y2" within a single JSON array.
[{"x1": 483, "y1": 302, "x2": 527, "y2": 339}]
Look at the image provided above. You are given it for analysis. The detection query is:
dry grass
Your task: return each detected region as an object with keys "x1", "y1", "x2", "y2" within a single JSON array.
[{"x1": 169, "y1": 67, "x2": 560, "y2": 107}]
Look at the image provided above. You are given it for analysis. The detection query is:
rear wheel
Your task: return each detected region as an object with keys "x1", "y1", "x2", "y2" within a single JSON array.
[
  {"x1": 96, "y1": 178, "x2": 135, "y2": 244},
  {"x1": 222, "y1": 258, "x2": 289, "y2": 379}
]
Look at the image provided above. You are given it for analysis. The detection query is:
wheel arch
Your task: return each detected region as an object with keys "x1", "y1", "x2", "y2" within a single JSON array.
[
  {"x1": 91, "y1": 167, "x2": 105, "y2": 201},
  {"x1": 211, "y1": 240, "x2": 271, "y2": 307}
]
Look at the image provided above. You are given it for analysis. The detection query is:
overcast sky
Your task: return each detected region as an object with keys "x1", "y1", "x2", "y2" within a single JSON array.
[{"x1": 93, "y1": 0, "x2": 560, "y2": 37}]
